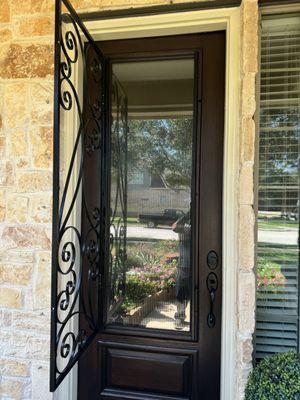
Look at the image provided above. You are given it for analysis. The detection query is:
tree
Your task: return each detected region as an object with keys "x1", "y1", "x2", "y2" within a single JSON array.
[
  {"x1": 127, "y1": 118, "x2": 193, "y2": 190},
  {"x1": 259, "y1": 107, "x2": 300, "y2": 212}
]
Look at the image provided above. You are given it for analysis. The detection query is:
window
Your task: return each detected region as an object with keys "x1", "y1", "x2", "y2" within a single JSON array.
[
  {"x1": 106, "y1": 58, "x2": 194, "y2": 331},
  {"x1": 129, "y1": 171, "x2": 145, "y2": 185},
  {"x1": 255, "y1": 13, "x2": 300, "y2": 359}
]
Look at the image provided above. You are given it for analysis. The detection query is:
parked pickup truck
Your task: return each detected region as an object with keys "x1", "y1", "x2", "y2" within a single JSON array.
[{"x1": 138, "y1": 208, "x2": 184, "y2": 228}]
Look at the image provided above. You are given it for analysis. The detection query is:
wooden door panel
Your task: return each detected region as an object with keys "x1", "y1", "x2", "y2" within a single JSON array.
[{"x1": 99, "y1": 343, "x2": 196, "y2": 399}]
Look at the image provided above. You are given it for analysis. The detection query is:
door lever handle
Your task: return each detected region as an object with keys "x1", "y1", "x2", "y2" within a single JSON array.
[
  {"x1": 210, "y1": 288, "x2": 215, "y2": 303},
  {"x1": 206, "y1": 272, "x2": 218, "y2": 328}
]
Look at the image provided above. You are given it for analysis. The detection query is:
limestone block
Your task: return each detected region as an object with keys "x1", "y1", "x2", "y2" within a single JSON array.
[
  {"x1": 0, "y1": 287, "x2": 22, "y2": 309},
  {"x1": 239, "y1": 165, "x2": 254, "y2": 205},
  {"x1": 0, "y1": 0, "x2": 10, "y2": 23},
  {"x1": 6, "y1": 193, "x2": 29, "y2": 223},
  {"x1": 11, "y1": 0, "x2": 55, "y2": 15},
  {"x1": 0, "y1": 331, "x2": 50, "y2": 359},
  {"x1": 242, "y1": 0, "x2": 258, "y2": 74},
  {"x1": 239, "y1": 205, "x2": 255, "y2": 269},
  {"x1": 241, "y1": 73, "x2": 256, "y2": 119},
  {"x1": 16, "y1": 158, "x2": 30, "y2": 169},
  {"x1": 4, "y1": 83, "x2": 29, "y2": 129},
  {"x1": 0, "y1": 137, "x2": 5, "y2": 158},
  {"x1": 0, "y1": 28, "x2": 12, "y2": 43},
  {"x1": 0, "y1": 43, "x2": 54, "y2": 79},
  {"x1": 237, "y1": 271, "x2": 255, "y2": 333},
  {"x1": 237, "y1": 334, "x2": 254, "y2": 366},
  {"x1": 242, "y1": 338, "x2": 253, "y2": 364},
  {"x1": 33, "y1": 252, "x2": 51, "y2": 310},
  {"x1": 0, "y1": 160, "x2": 14, "y2": 187},
  {"x1": 1, "y1": 225, "x2": 51, "y2": 249},
  {"x1": 0, "y1": 264, "x2": 32, "y2": 285},
  {"x1": 0, "y1": 189, "x2": 5, "y2": 221},
  {"x1": 30, "y1": 83, "x2": 53, "y2": 100},
  {"x1": 11, "y1": 310, "x2": 50, "y2": 334},
  {"x1": 30, "y1": 83, "x2": 53, "y2": 125},
  {"x1": 0, "y1": 358, "x2": 29, "y2": 377},
  {"x1": 0, "y1": 249, "x2": 34, "y2": 264},
  {"x1": 17, "y1": 171, "x2": 52, "y2": 192},
  {"x1": 240, "y1": 117, "x2": 255, "y2": 163},
  {"x1": 23, "y1": 286, "x2": 35, "y2": 310},
  {"x1": 9, "y1": 129, "x2": 28, "y2": 157},
  {"x1": 29, "y1": 193, "x2": 52, "y2": 223},
  {"x1": 30, "y1": 127, "x2": 53, "y2": 169},
  {"x1": 0, "y1": 84, "x2": 3, "y2": 127},
  {"x1": 0, "y1": 377, "x2": 24, "y2": 399},
  {"x1": 18, "y1": 16, "x2": 54, "y2": 37},
  {"x1": 0, "y1": 309, "x2": 12, "y2": 327}
]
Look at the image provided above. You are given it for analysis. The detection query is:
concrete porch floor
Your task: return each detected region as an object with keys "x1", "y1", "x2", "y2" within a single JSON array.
[{"x1": 141, "y1": 301, "x2": 190, "y2": 331}]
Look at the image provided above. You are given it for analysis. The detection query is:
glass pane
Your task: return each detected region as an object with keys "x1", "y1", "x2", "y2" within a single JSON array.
[
  {"x1": 107, "y1": 59, "x2": 194, "y2": 331},
  {"x1": 256, "y1": 14, "x2": 300, "y2": 360}
]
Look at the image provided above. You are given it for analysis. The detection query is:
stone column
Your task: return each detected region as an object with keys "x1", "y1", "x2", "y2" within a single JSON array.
[{"x1": 236, "y1": 0, "x2": 258, "y2": 398}]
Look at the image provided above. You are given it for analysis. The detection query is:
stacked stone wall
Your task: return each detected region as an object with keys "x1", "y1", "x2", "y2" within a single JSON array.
[
  {"x1": 236, "y1": 0, "x2": 258, "y2": 398},
  {"x1": 0, "y1": 0, "x2": 258, "y2": 398}
]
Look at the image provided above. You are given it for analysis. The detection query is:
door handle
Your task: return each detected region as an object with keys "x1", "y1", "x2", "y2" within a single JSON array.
[{"x1": 206, "y1": 272, "x2": 218, "y2": 328}]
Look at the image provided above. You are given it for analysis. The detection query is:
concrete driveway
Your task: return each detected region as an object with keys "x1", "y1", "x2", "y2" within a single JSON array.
[{"x1": 126, "y1": 225, "x2": 299, "y2": 246}]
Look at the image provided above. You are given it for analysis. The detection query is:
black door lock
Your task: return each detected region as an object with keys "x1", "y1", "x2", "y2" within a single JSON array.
[{"x1": 207, "y1": 250, "x2": 218, "y2": 269}]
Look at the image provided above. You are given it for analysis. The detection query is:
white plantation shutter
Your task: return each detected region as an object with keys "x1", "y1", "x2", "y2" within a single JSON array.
[{"x1": 256, "y1": 14, "x2": 300, "y2": 360}]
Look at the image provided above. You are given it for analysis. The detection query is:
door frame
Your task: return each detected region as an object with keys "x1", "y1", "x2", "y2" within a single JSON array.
[{"x1": 54, "y1": 6, "x2": 241, "y2": 400}]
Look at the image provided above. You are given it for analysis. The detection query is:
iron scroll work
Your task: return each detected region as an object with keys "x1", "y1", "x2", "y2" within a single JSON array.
[
  {"x1": 107, "y1": 78, "x2": 128, "y2": 323},
  {"x1": 50, "y1": 0, "x2": 104, "y2": 391}
]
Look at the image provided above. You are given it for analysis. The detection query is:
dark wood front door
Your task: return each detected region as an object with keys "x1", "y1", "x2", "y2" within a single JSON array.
[{"x1": 78, "y1": 32, "x2": 225, "y2": 400}]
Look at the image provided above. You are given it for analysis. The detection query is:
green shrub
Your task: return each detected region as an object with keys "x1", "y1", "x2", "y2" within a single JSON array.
[
  {"x1": 245, "y1": 352, "x2": 300, "y2": 400},
  {"x1": 126, "y1": 253, "x2": 143, "y2": 269},
  {"x1": 125, "y1": 274, "x2": 157, "y2": 303}
]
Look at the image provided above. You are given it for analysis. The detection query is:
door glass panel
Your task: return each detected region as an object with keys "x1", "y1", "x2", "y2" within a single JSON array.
[{"x1": 107, "y1": 58, "x2": 195, "y2": 331}]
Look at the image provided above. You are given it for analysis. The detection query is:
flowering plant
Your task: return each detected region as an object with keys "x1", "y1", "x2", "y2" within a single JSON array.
[
  {"x1": 257, "y1": 259, "x2": 285, "y2": 293},
  {"x1": 116, "y1": 240, "x2": 179, "y2": 314}
]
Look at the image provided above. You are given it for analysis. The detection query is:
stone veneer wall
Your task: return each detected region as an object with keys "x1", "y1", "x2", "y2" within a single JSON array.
[
  {"x1": 0, "y1": 0, "x2": 258, "y2": 399},
  {"x1": 236, "y1": 0, "x2": 258, "y2": 398}
]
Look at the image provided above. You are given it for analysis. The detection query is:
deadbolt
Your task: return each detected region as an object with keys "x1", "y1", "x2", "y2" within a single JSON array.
[{"x1": 207, "y1": 250, "x2": 218, "y2": 270}]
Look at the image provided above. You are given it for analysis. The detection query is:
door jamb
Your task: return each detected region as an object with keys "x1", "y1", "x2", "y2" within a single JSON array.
[{"x1": 54, "y1": 6, "x2": 241, "y2": 400}]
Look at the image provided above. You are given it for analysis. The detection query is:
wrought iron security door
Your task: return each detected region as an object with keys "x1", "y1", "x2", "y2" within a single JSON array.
[{"x1": 50, "y1": 0, "x2": 129, "y2": 391}]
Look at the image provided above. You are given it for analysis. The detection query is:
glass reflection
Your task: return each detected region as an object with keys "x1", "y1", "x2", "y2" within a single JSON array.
[{"x1": 107, "y1": 59, "x2": 194, "y2": 331}]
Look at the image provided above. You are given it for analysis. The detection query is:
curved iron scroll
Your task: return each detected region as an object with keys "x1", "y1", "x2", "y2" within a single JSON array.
[
  {"x1": 107, "y1": 77, "x2": 128, "y2": 322},
  {"x1": 50, "y1": 0, "x2": 104, "y2": 391}
]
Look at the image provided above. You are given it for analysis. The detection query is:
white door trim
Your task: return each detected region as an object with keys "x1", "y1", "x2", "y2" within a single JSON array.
[{"x1": 56, "y1": 6, "x2": 241, "y2": 400}]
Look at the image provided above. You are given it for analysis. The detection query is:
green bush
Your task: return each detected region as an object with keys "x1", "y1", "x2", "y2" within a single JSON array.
[
  {"x1": 125, "y1": 274, "x2": 157, "y2": 303},
  {"x1": 245, "y1": 352, "x2": 300, "y2": 400},
  {"x1": 126, "y1": 253, "x2": 143, "y2": 269}
]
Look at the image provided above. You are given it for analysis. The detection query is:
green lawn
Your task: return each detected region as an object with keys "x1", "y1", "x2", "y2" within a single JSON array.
[
  {"x1": 258, "y1": 219, "x2": 298, "y2": 230},
  {"x1": 126, "y1": 217, "x2": 140, "y2": 225}
]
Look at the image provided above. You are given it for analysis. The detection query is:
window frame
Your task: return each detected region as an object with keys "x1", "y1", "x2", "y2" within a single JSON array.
[{"x1": 254, "y1": 3, "x2": 300, "y2": 363}]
